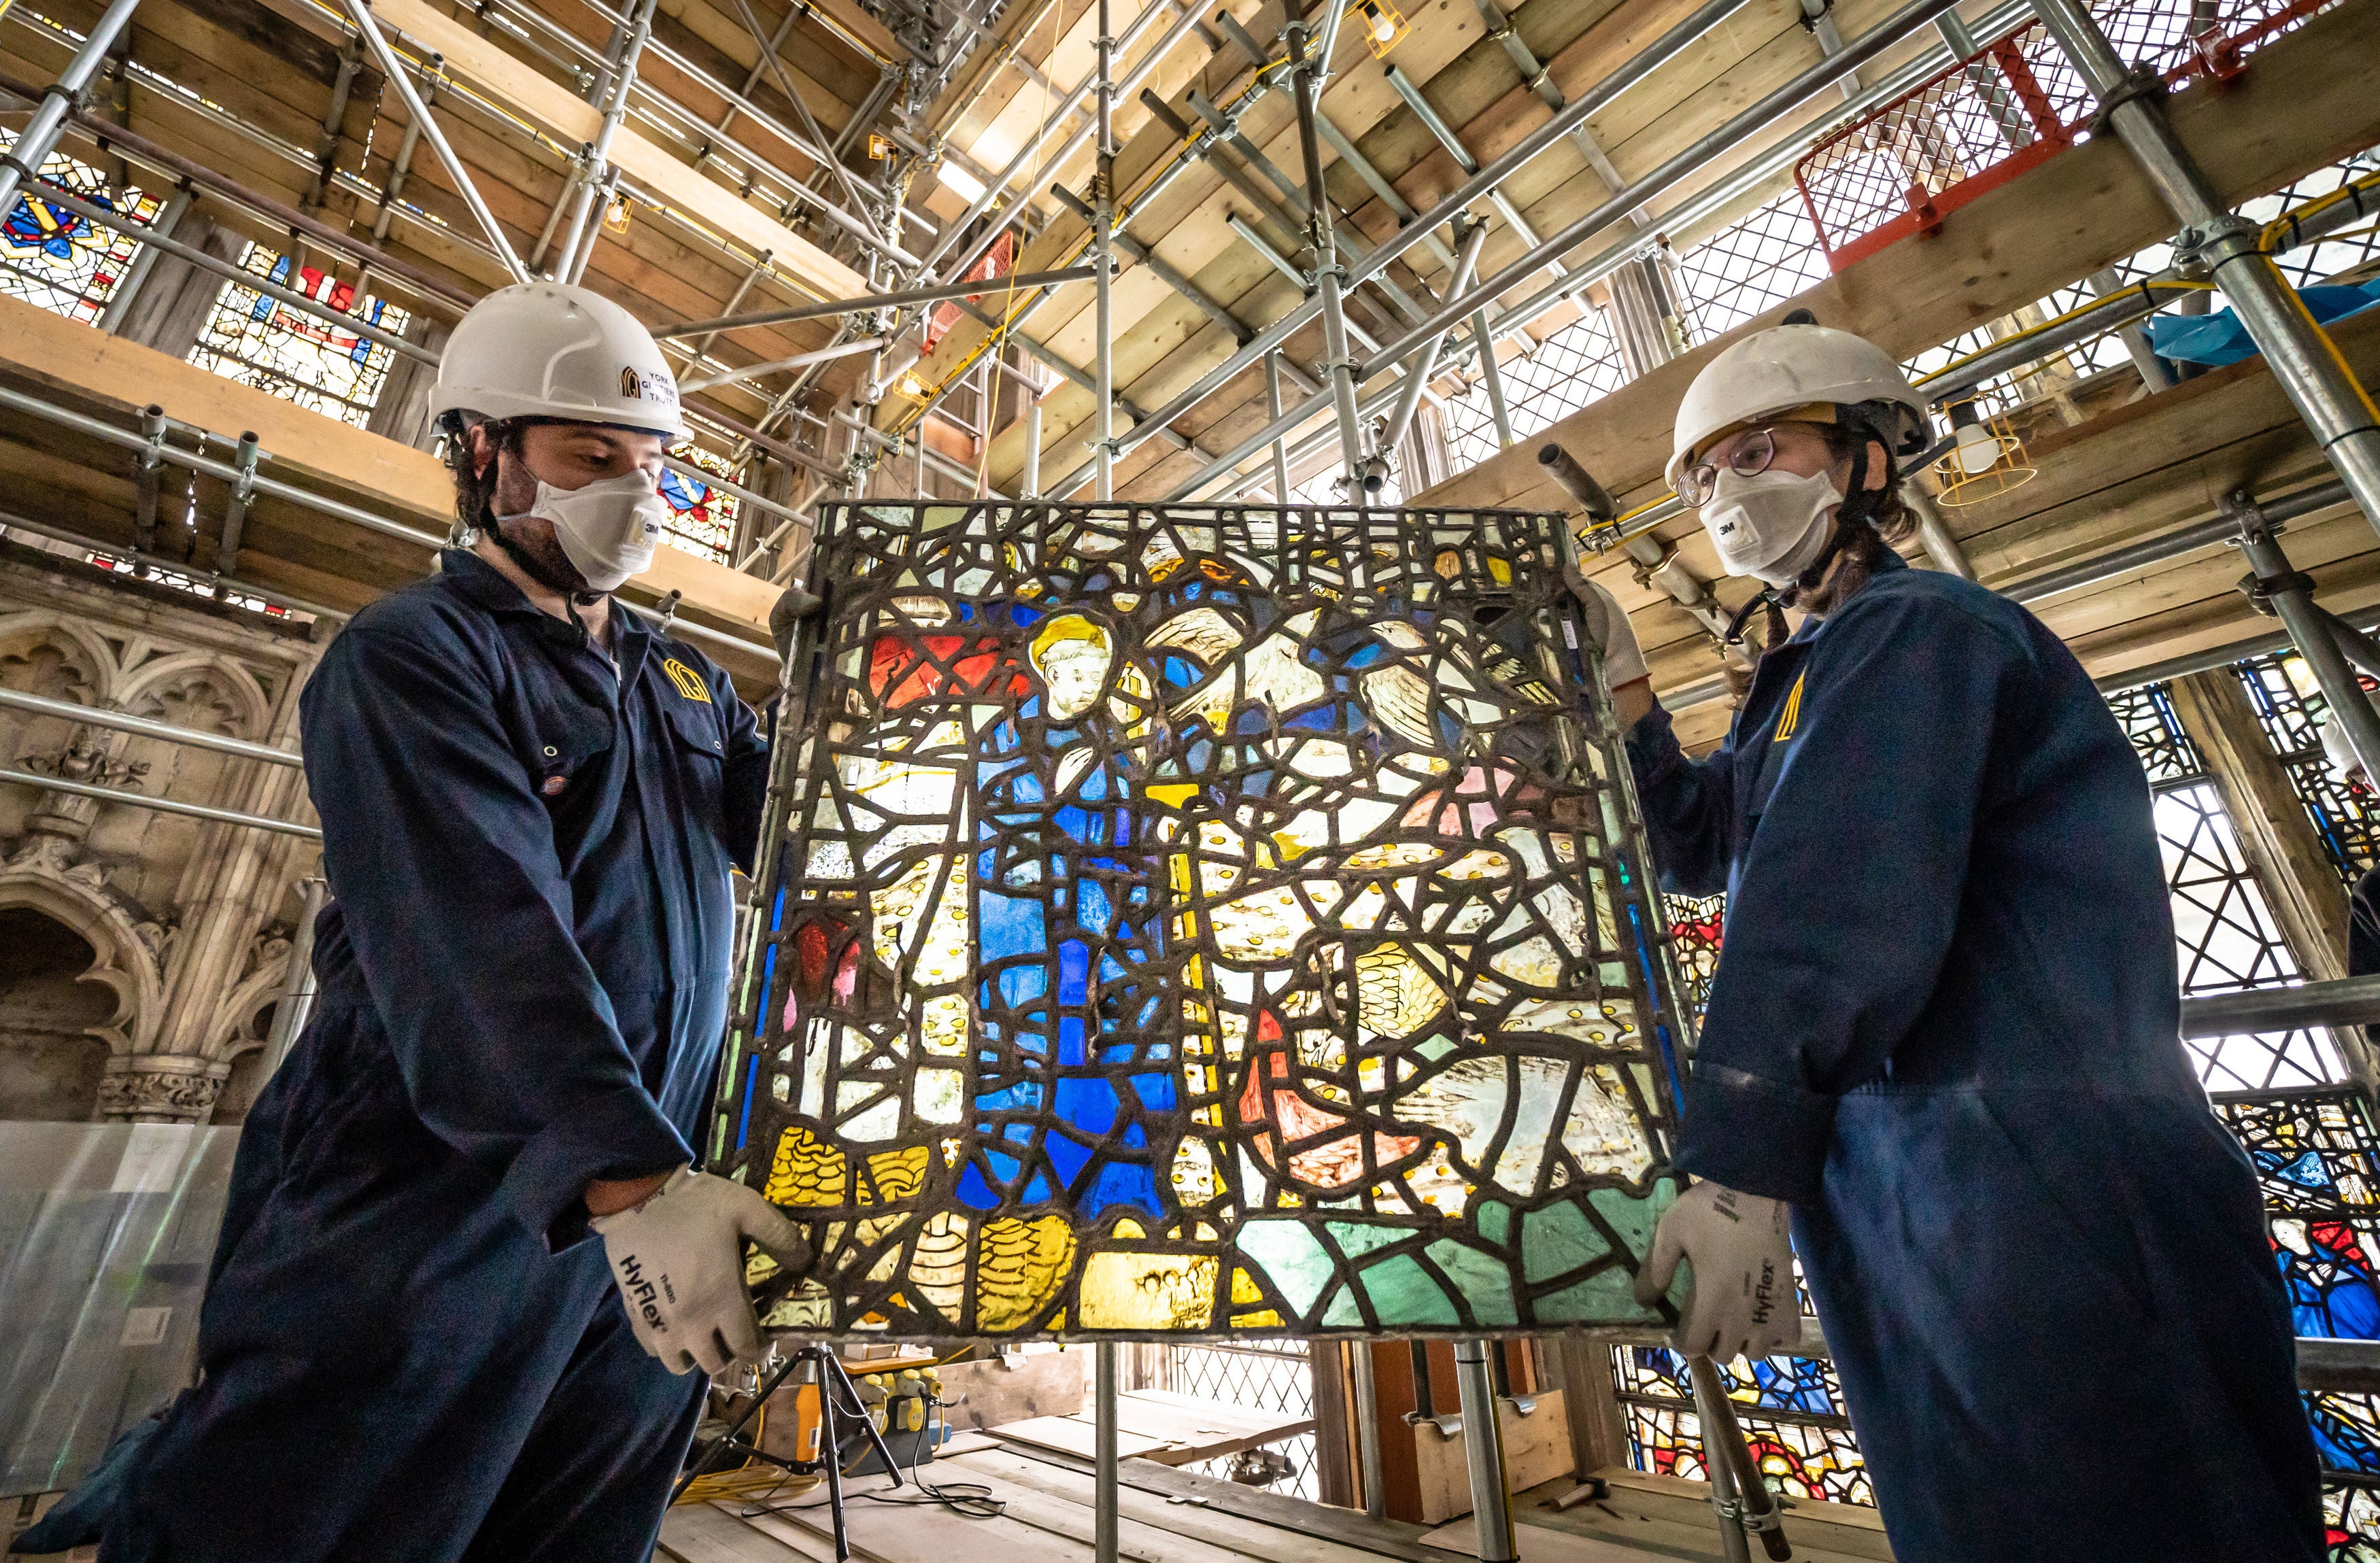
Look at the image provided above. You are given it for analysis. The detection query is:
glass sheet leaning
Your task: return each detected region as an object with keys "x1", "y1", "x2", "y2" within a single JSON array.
[{"x1": 715, "y1": 502, "x2": 1692, "y2": 1339}]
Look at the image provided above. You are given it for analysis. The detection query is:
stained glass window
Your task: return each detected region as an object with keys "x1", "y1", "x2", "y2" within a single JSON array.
[
  {"x1": 1664, "y1": 893, "x2": 1723, "y2": 1018},
  {"x1": 2213, "y1": 1090, "x2": 2380, "y2": 1340},
  {"x1": 2106, "y1": 678, "x2": 2343, "y2": 1090},
  {"x1": 719, "y1": 501, "x2": 1689, "y2": 1337},
  {"x1": 1669, "y1": 193, "x2": 1832, "y2": 347},
  {"x1": 188, "y1": 243, "x2": 409, "y2": 428},
  {"x1": 0, "y1": 152, "x2": 160, "y2": 324},
  {"x1": 1443, "y1": 307, "x2": 1629, "y2": 474},
  {"x1": 2232, "y1": 651, "x2": 2380, "y2": 884},
  {"x1": 660, "y1": 443, "x2": 745, "y2": 564},
  {"x1": 1611, "y1": 1346, "x2": 1871, "y2": 1507},
  {"x1": 1157, "y1": 1339, "x2": 1318, "y2": 1497}
]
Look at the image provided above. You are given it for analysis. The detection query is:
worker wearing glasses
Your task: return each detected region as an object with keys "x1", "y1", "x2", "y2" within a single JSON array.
[{"x1": 1576, "y1": 322, "x2": 2319, "y2": 1562}]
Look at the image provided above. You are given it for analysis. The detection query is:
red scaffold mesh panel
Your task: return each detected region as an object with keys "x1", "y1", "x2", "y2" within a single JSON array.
[{"x1": 1793, "y1": 0, "x2": 2341, "y2": 271}]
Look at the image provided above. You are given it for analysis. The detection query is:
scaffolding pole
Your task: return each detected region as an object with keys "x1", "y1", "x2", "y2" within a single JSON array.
[
  {"x1": 0, "y1": 0, "x2": 147, "y2": 213},
  {"x1": 2030, "y1": 0, "x2": 2380, "y2": 538}
]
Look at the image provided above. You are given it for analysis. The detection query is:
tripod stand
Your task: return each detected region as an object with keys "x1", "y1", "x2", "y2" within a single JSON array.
[{"x1": 672, "y1": 1343, "x2": 904, "y2": 1562}]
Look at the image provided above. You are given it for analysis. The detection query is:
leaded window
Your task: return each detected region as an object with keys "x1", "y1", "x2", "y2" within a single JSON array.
[
  {"x1": 188, "y1": 243, "x2": 409, "y2": 428},
  {"x1": 1612, "y1": 1345, "x2": 1871, "y2": 1507},
  {"x1": 1668, "y1": 194, "x2": 1832, "y2": 347},
  {"x1": 2231, "y1": 651, "x2": 2380, "y2": 883},
  {"x1": 1442, "y1": 307, "x2": 1629, "y2": 474},
  {"x1": 0, "y1": 153, "x2": 160, "y2": 324},
  {"x1": 661, "y1": 444, "x2": 745, "y2": 565}
]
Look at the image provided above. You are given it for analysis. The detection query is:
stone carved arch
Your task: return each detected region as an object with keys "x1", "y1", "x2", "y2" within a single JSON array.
[
  {"x1": 0, "y1": 865, "x2": 164, "y2": 1055},
  {"x1": 202, "y1": 946, "x2": 292, "y2": 1064},
  {"x1": 0, "y1": 613, "x2": 117, "y2": 706},
  {"x1": 116, "y1": 651, "x2": 271, "y2": 743}
]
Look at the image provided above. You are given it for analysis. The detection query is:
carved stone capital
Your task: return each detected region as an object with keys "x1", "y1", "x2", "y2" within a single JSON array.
[{"x1": 97, "y1": 1054, "x2": 231, "y2": 1122}]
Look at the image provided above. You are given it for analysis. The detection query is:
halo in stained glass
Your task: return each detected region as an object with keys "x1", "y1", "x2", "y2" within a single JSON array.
[{"x1": 718, "y1": 501, "x2": 1690, "y2": 1338}]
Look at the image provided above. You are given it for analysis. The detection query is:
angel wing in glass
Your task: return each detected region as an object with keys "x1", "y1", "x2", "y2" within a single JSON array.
[{"x1": 717, "y1": 502, "x2": 1693, "y2": 1339}]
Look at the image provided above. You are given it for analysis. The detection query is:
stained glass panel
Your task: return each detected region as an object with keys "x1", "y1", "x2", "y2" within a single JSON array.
[
  {"x1": 2232, "y1": 652, "x2": 2380, "y2": 884},
  {"x1": 719, "y1": 501, "x2": 1688, "y2": 1337},
  {"x1": 1664, "y1": 893, "x2": 1723, "y2": 1018},
  {"x1": 2213, "y1": 1091, "x2": 2380, "y2": 1340},
  {"x1": 0, "y1": 153, "x2": 160, "y2": 324},
  {"x1": 662, "y1": 444, "x2": 744, "y2": 564},
  {"x1": 2326, "y1": 1475, "x2": 2380, "y2": 1560},
  {"x1": 1619, "y1": 1401, "x2": 1872, "y2": 1508},
  {"x1": 188, "y1": 243, "x2": 409, "y2": 428}
]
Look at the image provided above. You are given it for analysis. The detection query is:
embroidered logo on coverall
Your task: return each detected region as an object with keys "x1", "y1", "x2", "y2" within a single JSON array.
[
  {"x1": 1773, "y1": 670, "x2": 1808, "y2": 742},
  {"x1": 661, "y1": 658, "x2": 712, "y2": 703}
]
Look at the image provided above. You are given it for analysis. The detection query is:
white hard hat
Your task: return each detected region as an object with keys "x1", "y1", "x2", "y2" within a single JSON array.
[
  {"x1": 430, "y1": 280, "x2": 685, "y2": 437},
  {"x1": 1667, "y1": 323, "x2": 1931, "y2": 493}
]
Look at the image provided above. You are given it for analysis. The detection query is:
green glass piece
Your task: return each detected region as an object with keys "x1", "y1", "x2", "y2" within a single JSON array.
[
  {"x1": 1348, "y1": 1254, "x2": 1457, "y2": 1327},
  {"x1": 1474, "y1": 1199, "x2": 1512, "y2": 1248},
  {"x1": 1416, "y1": 1035, "x2": 1457, "y2": 1061},
  {"x1": 1325, "y1": 1221, "x2": 1407, "y2": 1261},
  {"x1": 1591, "y1": 1175, "x2": 1678, "y2": 1260},
  {"x1": 1535, "y1": 1262, "x2": 1660, "y2": 1324},
  {"x1": 1424, "y1": 1239, "x2": 1516, "y2": 1326},
  {"x1": 1520, "y1": 1200, "x2": 1609, "y2": 1284},
  {"x1": 1236, "y1": 1220, "x2": 1335, "y2": 1317}
]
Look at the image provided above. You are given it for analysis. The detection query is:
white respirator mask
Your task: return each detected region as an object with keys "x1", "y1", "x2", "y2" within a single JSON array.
[
  {"x1": 501, "y1": 470, "x2": 668, "y2": 593},
  {"x1": 1698, "y1": 468, "x2": 1844, "y2": 587}
]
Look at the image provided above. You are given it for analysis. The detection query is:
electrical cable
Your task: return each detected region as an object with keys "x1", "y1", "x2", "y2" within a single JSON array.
[{"x1": 735, "y1": 1385, "x2": 1005, "y2": 1522}]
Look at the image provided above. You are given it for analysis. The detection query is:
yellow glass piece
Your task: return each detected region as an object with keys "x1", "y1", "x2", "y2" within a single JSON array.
[
  {"x1": 766, "y1": 1126, "x2": 849, "y2": 1206},
  {"x1": 977, "y1": 1216, "x2": 1078, "y2": 1333},
  {"x1": 759, "y1": 1278, "x2": 833, "y2": 1330},
  {"x1": 1230, "y1": 1267, "x2": 1263, "y2": 1305},
  {"x1": 1232, "y1": 1309, "x2": 1285, "y2": 1328},
  {"x1": 860, "y1": 1144, "x2": 932, "y2": 1205},
  {"x1": 1112, "y1": 1216, "x2": 1147, "y2": 1239},
  {"x1": 1146, "y1": 783, "x2": 1200, "y2": 809},
  {"x1": 1078, "y1": 1252, "x2": 1219, "y2": 1330},
  {"x1": 912, "y1": 1212, "x2": 970, "y2": 1318}
]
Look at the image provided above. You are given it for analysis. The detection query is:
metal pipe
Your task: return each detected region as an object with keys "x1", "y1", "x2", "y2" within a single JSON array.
[
  {"x1": 133, "y1": 404, "x2": 166, "y2": 555},
  {"x1": 0, "y1": 766, "x2": 321, "y2": 838},
  {"x1": 1094, "y1": 0, "x2": 1116, "y2": 502},
  {"x1": 1095, "y1": 1342, "x2": 1119, "y2": 1563},
  {"x1": 214, "y1": 430, "x2": 262, "y2": 584},
  {"x1": 1473, "y1": 311, "x2": 1515, "y2": 447},
  {"x1": 680, "y1": 335, "x2": 891, "y2": 394},
  {"x1": 1383, "y1": 63, "x2": 1557, "y2": 270},
  {"x1": 1363, "y1": 0, "x2": 1969, "y2": 374},
  {"x1": 1050, "y1": 0, "x2": 1756, "y2": 490},
  {"x1": 2232, "y1": 490, "x2": 2380, "y2": 777},
  {"x1": 2032, "y1": 0, "x2": 2380, "y2": 536},
  {"x1": 2181, "y1": 972, "x2": 2380, "y2": 1039},
  {"x1": 1451, "y1": 1340, "x2": 1516, "y2": 1563},
  {"x1": 1287, "y1": 0, "x2": 1363, "y2": 483},
  {"x1": 552, "y1": 0, "x2": 658, "y2": 281},
  {"x1": 932, "y1": 0, "x2": 1206, "y2": 285},
  {"x1": 2089, "y1": 267, "x2": 2175, "y2": 392},
  {"x1": 0, "y1": 0, "x2": 147, "y2": 213},
  {"x1": 261, "y1": 875, "x2": 328, "y2": 1076},
  {"x1": 1382, "y1": 220, "x2": 1488, "y2": 454},
  {"x1": 1023, "y1": 378, "x2": 1044, "y2": 496},
  {"x1": 1348, "y1": 1344, "x2": 1385, "y2": 1521},
  {"x1": 343, "y1": 0, "x2": 531, "y2": 284},
  {"x1": 0, "y1": 686, "x2": 303, "y2": 766},
  {"x1": 1686, "y1": 1360, "x2": 1754, "y2": 1563},
  {"x1": 1903, "y1": 484, "x2": 1976, "y2": 580},
  {"x1": 656, "y1": 266, "x2": 1103, "y2": 339},
  {"x1": 1265, "y1": 354, "x2": 1292, "y2": 500},
  {"x1": 1688, "y1": 1356, "x2": 1782, "y2": 1560},
  {"x1": 0, "y1": 507, "x2": 350, "y2": 623}
]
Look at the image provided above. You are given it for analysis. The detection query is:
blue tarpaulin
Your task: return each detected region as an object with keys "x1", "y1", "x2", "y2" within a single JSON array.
[{"x1": 2146, "y1": 282, "x2": 2380, "y2": 366}]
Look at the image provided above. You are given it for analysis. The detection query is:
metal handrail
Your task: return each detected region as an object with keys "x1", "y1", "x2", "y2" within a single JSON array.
[
  {"x1": 2179, "y1": 974, "x2": 2380, "y2": 1040},
  {"x1": 0, "y1": 687, "x2": 302, "y2": 766},
  {"x1": 0, "y1": 766, "x2": 320, "y2": 838}
]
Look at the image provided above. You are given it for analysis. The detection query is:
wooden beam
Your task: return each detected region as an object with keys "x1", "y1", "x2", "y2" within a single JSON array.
[
  {"x1": 367, "y1": 0, "x2": 868, "y2": 303},
  {"x1": 1411, "y1": 0, "x2": 2380, "y2": 518},
  {"x1": 0, "y1": 291, "x2": 779, "y2": 636}
]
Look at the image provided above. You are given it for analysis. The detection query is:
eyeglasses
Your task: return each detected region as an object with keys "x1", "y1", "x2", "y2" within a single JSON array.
[{"x1": 1678, "y1": 426, "x2": 1788, "y2": 507}]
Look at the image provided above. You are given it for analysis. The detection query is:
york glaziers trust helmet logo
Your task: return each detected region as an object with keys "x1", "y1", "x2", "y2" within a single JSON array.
[{"x1": 620, "y1": 365, "x2": 680, "y2": 407}]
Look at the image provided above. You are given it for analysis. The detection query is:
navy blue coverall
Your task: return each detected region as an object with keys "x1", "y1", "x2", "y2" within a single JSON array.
[
  {"x1": 1626, "y1": 550, "x2": 2322, "y2": 1562},
  {"x1": 103, "y1": 547, "x2": 769, "y2": 1562}
]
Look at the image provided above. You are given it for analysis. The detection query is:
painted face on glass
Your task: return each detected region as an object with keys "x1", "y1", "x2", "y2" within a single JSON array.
[{"x1": 1032, "y1": 615, "x2": 1116, "y2": 721}]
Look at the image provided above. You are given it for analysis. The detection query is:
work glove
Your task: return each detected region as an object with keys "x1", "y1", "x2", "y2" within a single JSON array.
[
  {"x1": 1574, "y1": 577, "x2": 1648, "y2": 690},
  {"x1": 770, "y1": 584, "x2": 822, "y2": 667},
  {"x1": 1633, "y1": 1178, "x2": 1797, "y2": 1364},
  {"x1": 592, "y1": 1167, "x2": 811, "y2": 1377}
]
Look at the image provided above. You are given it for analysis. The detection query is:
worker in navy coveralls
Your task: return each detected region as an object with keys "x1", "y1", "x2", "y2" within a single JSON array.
[
  {"x1": 80, "y1": 283, "x2": 809, "y2": 1562},
  {"x1": 1574, "y1": 322, "x2": 2321, "y2": 1561}
]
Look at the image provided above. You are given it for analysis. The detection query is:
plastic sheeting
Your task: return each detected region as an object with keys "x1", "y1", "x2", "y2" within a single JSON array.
[{"x1": 0, "y1": 1122, "x2": 239, "y2": 1498}]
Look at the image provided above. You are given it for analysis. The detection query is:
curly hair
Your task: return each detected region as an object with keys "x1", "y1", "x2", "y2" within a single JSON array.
[{"x1": 437, "y1": 412, "x2": 529, "y2": 538}]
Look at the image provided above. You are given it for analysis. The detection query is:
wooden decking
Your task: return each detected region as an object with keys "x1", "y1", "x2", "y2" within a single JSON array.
[{"x1": 659, "y1": 1444, "x2": 1896, "y2": 1563}]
